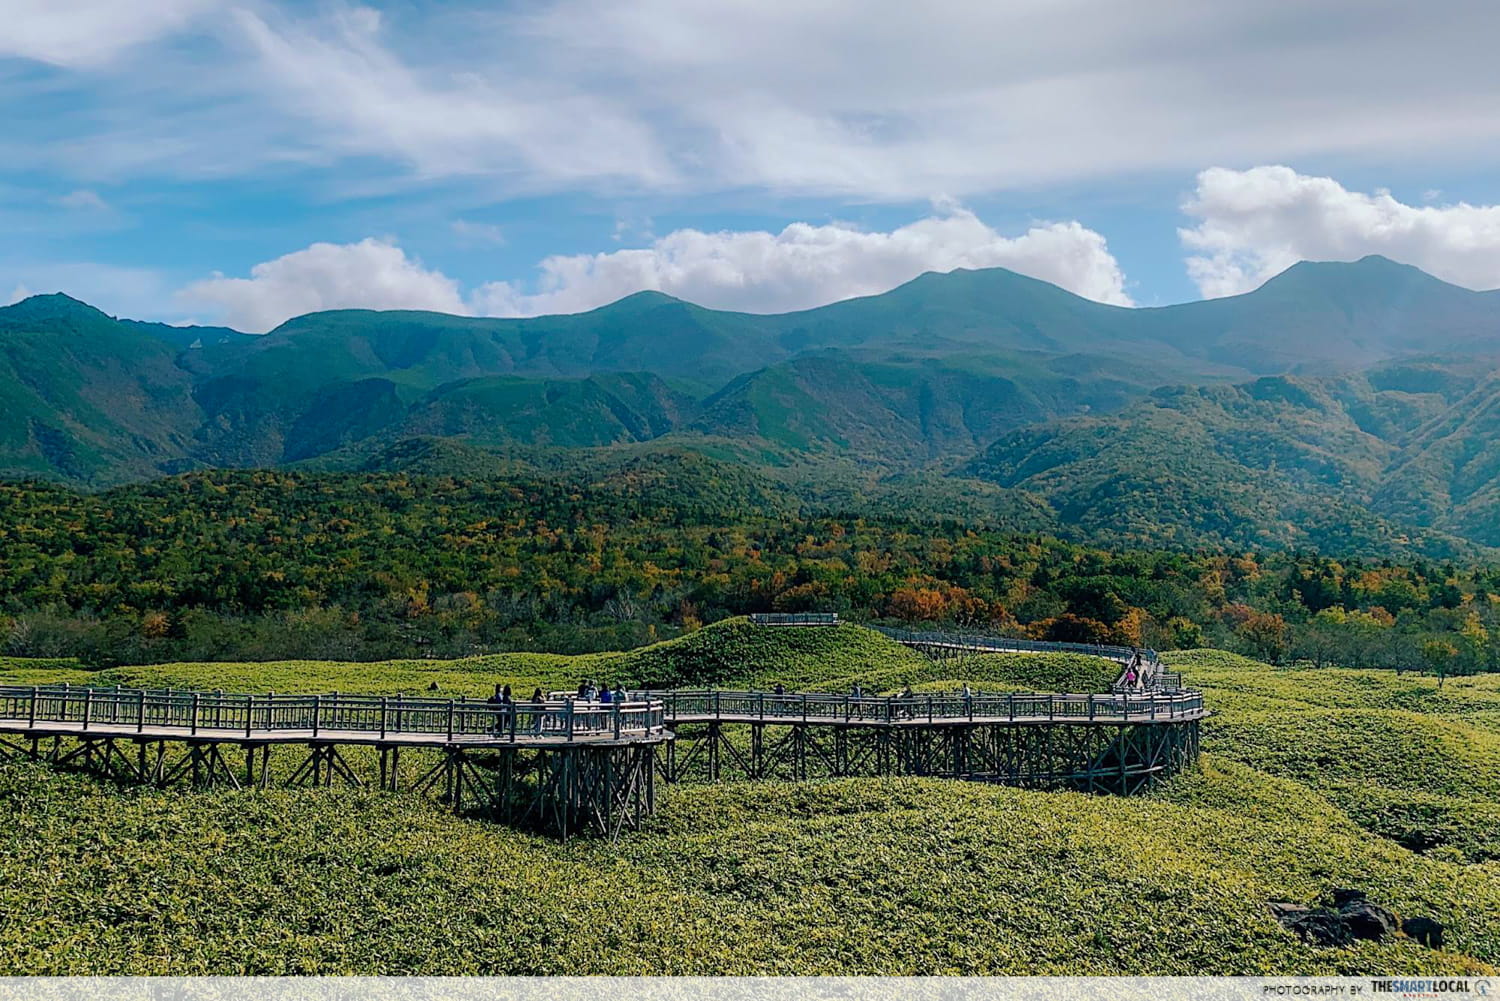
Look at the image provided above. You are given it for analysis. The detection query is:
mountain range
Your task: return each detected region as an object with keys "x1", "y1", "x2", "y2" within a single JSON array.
[{"x1": 3, "y1": 254, "x2": 1499, "y2": 557}]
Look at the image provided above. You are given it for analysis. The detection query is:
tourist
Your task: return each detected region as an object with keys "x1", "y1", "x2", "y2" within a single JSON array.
[
  {"x1": 576, "y1": 680, "x2": 588, "y2": 700},
  {"x1": 613, "y1": 684, "x2": 627, "y2": 703},
  {"x1": 773, "y1": 682, "x2": 786, "y2": 696},
  {"x1": 529, "y1": 687, "x2": 545, "y2": 734},
  {"x1": 600, "y1": 686, "x2": 613, "y2": 705}
]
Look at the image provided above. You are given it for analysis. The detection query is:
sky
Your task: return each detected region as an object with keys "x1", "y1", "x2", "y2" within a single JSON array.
[{"x1": 6, "y1": 0, "x2": 1500, "y2": 332}]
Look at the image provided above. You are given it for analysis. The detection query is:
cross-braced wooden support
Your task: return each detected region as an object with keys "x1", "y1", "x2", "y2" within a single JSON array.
[
  {"x1": 660, "y1": 719, "x2": 1199, "y2": 794},
  {"x1": 3, "y1": 732, "x2": 668, "y2": 840}
]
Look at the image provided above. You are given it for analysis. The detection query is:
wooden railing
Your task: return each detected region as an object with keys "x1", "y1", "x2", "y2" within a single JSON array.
[
  {"x1": 748, "y1": 613, "x2": 840, "y2": 627},
  {"x1": 0, "y1": 685, "x2": 667, "y2": 743},
  {"x1": 869, "y1": 626, "x2": 1183, "y2": 692},
  {"x1": 638, "y1": 688, "x2": 1206, "y2": 724}
]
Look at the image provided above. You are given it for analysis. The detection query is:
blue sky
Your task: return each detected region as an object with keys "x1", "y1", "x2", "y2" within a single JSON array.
[{"x1": 6, "y1": 0, "x2": 1500, "y2": 331}]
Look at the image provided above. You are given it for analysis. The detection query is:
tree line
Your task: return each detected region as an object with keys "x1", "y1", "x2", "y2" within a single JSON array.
[{"x1": 1, "y1": 470, "x2": 1497, "y2": 674}]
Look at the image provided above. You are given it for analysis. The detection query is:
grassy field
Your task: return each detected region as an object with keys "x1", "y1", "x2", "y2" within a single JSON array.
[{"x1": 2, "y1": 621, "x2": 1498, "y2": 974}]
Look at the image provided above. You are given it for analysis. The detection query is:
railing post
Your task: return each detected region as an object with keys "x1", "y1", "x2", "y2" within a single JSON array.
[
  {"x1": 613, "y1": 702, "x2": 621, "y2": 740},
  {"x1": 245, "y1": 695, "x2": 254, "y2": 738},
  {"x1": 312, "y1": 695, "x2": 321, "y2": 737},
  {"x1": 82, "y1": 688, "x2": 92, "y2": 731},
  {"x1": 714, "y1": 691, "x2": 721, "y2": 721},
  {"x1": 446, "y1": 701, "x2": 455, "y2": 741},
  {"x1": 189, "y1": 692, "x2": 198, "y2": 735},
  {"x1": 566, "y1": 701, "x2": 574, "y2": 741},
  {"x1": 27, "y1": 686, "x2": 38, "y2": 728},
  {"x1": 137, "y1": 690, "x2": 146, "y2": 733},
  {"x1": 802, "y1": 694, "x2": 808, "y2": 722},
  {"x1": 927, "y1": 695, "x2": 933, "y2": 723},
  {"x1": 757, "y1": 691, "x2": 764, "y2": 721},
  {"x1": 1089, "y1": 694, "x2": 1095, "y2": 720},
  {"x1": 1007, "y1": 693, "x2": 1014, "y2": 720},
  {"x1": 510, "y1": 704, "x2": 517, "y2": 743},
  {"x1": 380, "y1": 697, "x2": 388, "y2": 739}
]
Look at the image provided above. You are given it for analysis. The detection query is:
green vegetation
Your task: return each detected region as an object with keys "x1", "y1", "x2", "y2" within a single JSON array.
[
  {"x1": 9, "y1": 258, "x2": 1500, "y2": 559},
  {"x1": 4, "y1": 622, "x2": 1500, "y2": 974},
  {"x1": 6, "y1": 468, "x2": 1500, "y2": 673}
]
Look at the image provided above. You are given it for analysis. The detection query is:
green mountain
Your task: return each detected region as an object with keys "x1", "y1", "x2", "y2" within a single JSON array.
[
  {"x1": 0, "y1": 295, "x2": 200, "y2": 485},
  {"x1": 4, "y1": 257, "x2": 1500, "y2": 556},
  {"x1": 961, "y1": 360, "x2": 1498, "y2": 556}
]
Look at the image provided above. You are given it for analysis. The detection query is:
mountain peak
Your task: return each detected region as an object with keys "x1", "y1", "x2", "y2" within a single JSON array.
[
  {"x1": 0, "y1": 292, "x2": 116, "y2": 327},
  {"x1": 1264, "y1": 255, "x2": 1462, "y2": 293}
]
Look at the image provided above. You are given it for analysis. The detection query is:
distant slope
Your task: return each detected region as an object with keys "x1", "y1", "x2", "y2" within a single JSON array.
[
  {"x1": 0, "y1": 295, "x2": 200, "y2": 484},
  {"x1": 4, "y1": 257, "x2": 1500, "y2": 558},
  {"x1": 963, "y1": 367, "x2": 1493, "y2": 556}
]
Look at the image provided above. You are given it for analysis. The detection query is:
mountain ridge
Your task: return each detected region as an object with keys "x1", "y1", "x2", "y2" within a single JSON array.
[{"x1": 4, "y1": 256, "x2": 1500, "y2": 557}]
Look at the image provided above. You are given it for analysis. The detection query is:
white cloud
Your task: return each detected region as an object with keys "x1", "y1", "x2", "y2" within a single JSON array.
[
  {"x1": 179, "y1": 237, "x2": 468, "y2": 332},
  {"x1": 6, "y1": 284, "x2": 34, "y2": 305},
  {"x1": 475, "y1": 209, "x2": 1131, "y2": 315},
  {"x1": 228, "y1": 5, "x2": 671, "y2": 187},
  {"x1": 16, "y1": 1, "x2": 1500, "y2": 201},
  {"x1": 0, "y1": 0, "x2": 219, "y2": 68},
  {"x1": 177, "y1": 210, "x2": 1129, "y2": 330},
  {"x1": 1181, "y1": 166, "x2": 1500, "y2": 297}
]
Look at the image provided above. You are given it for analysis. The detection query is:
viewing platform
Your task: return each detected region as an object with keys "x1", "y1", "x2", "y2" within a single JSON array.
[{"x1": 1, "y1": 670, "x2": 1206, "y2": 837}]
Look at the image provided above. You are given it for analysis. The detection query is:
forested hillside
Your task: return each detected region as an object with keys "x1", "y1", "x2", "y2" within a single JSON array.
[{"x1": 2, "y1": 467, "x2": 1498, "y2": 673}]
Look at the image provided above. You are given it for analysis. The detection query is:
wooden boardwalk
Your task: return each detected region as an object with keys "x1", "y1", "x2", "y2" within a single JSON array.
[{"x1": 1, "y1": 678, "x2": 1206, "y2": 836}]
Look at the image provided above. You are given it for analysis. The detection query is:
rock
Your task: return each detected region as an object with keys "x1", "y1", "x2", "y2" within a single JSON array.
[
  {"x1": 1283, "y1": 908, "x2": 1354, "y2": 947},
  {"x1": 1329, "y1": 888, "x2": 1367, "y2": 908},
  {"x1": 1402, "y1": 916, "x2": 1445, "y2": 950},
  {"x1": 1268, "y1": 901, "x2": 1310, "y2": 921},
  {"x1": 1340, "y1": 900, "x2": 1398, "y2": 942}
]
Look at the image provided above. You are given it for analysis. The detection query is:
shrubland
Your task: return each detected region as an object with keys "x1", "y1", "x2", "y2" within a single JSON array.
[{"x1": 3, "y1": 621, "x2": 1499, "y2": 973}]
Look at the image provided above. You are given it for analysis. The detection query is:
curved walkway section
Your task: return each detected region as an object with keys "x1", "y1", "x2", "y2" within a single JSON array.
[
  {"x1": 868, "y1": 626, "x2": 1184, "y2": 692},
  {"x1": 650, "y1": 688, "x2": 1205, "y2": 725}
]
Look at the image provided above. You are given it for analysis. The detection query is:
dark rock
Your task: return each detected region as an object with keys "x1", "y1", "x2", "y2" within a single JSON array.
[
  {"x1": 1402, "y1": 916, "x2": 1445, "y2": 949},
  {"x1": 1340, "y1": 900, "x2": 1397, "y2": 942},
  {"x1": 1268, "y1": 901, "x2": 1310, "y2": 921},
  {"x1": 1329, "y1": 888, "x2": 1367, "y2": 908},
  {"x1": 1284, "y1": 908, "x2": 1353, "y2": 947}
]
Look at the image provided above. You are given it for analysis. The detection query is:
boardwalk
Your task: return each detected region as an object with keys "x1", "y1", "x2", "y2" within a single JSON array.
[
  {"x1": 1, "y1": 675, "x2": 1206, "y2": 837},
  {"x1": 869, "y1": 626, "x2": 1184, "y2": 691}
]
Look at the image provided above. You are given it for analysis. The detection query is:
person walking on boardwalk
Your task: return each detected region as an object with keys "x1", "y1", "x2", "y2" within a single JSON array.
[
  {"x1": 612, "y1": 684, "x2": 627, "y2": 704},
  {"x1": 529, "y1": 687, "x2": 545, "y2": 734},
  {"x1": 486, "y1": 684, "x2": 513, "y2": 736}
]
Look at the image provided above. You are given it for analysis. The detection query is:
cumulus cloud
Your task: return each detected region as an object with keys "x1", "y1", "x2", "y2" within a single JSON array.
[
  {"x1": 0, "y1": 0, "x2": 219, "y2": 68},
  {"x1": 1181, "y1": 166, "x2": 1500, "y2": 297},
  {"x1": 178, "y1": 211, "x2": 1129, "y2": 330},
  {"x1": 179, "y1": 237, "x2": 468, "y2": 332},
  {"x1": 474, "y1": 210, "x2": 1131, "y2": 316}
]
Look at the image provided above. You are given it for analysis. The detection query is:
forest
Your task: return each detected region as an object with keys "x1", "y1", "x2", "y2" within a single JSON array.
[{"x1": 2, "y1": 468, "x2": 1497, "y2": 677}]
